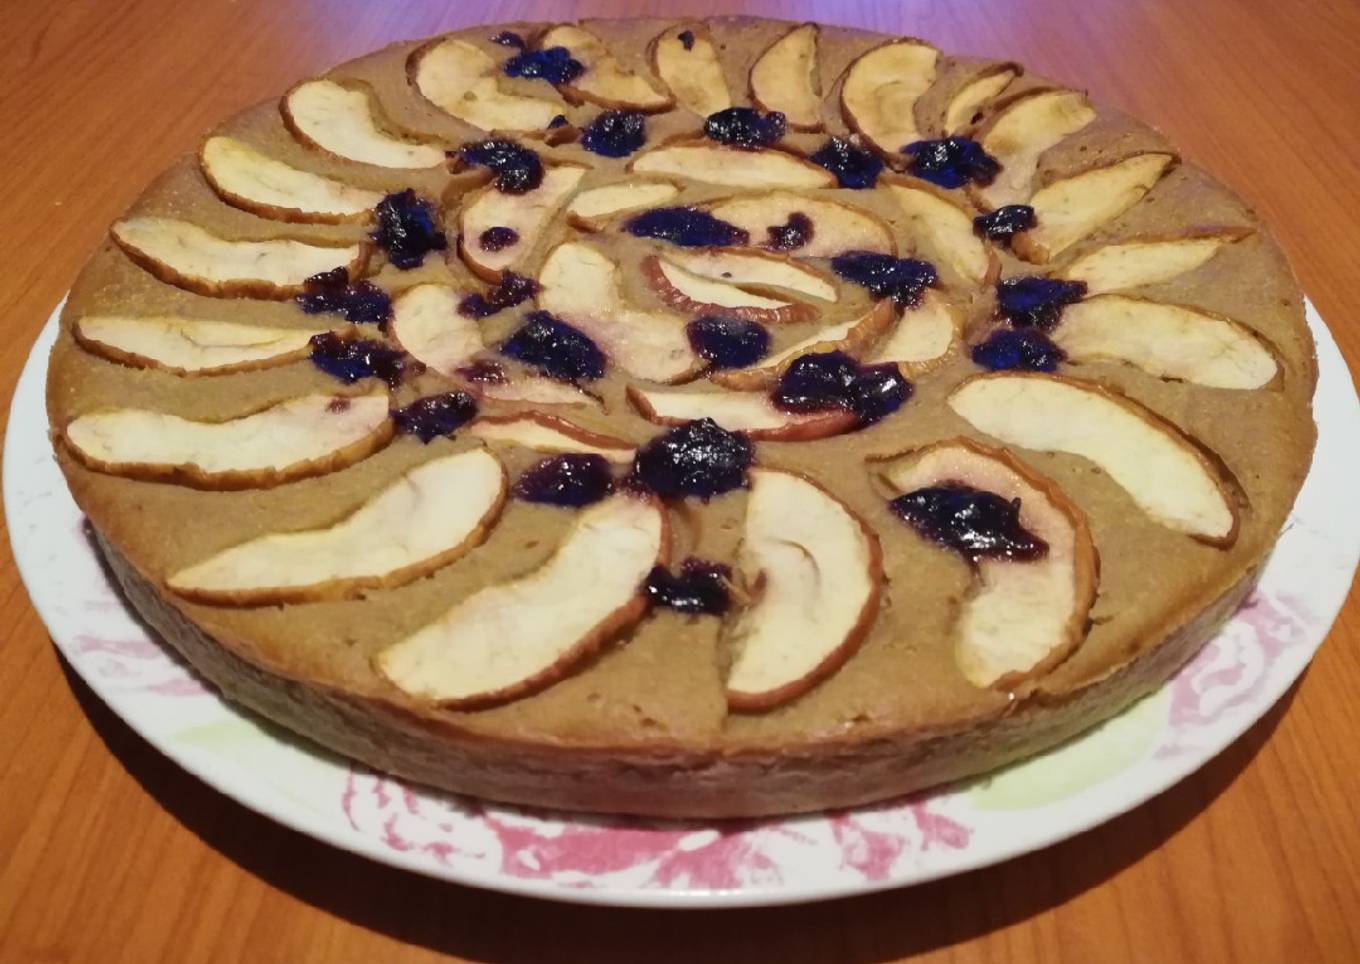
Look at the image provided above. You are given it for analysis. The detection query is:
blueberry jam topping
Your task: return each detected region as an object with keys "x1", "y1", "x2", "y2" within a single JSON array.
[
  {"x1": 971, "y1": 328, "x2": 1066, "y2": 372},
  {"x1": 890, "y1": 483, "x2": 1048, "y2": 563},
  {"x1": 502, "y1": 46, "x2": 585, "y2": 85},
  {"x1": 500, "y1": 311, "x2": 606, "y2": 382},
  {"x1": 765, "y1": 212, "x2": 814, "y2": 252},
  {"x1": 492, "y1": 31, "x2": 527, "y2": 48},
  {"x1": 703, "y1": 107, "x2": 787, "y2": 149},
  {"x1": 771, "y1": 350, "x2": 911, "y2": 425},
  {"x1": 392, "y1": 392, "x2": 478, "y2": 442},
  {"x1": 308, "y1": 332, "x2": 409, "y2": 387},
  {"x1": 686, "y1": 316, "x2": 770, "y2": 369},
  {"x1": 296, "y1": 268, "x2": 391, "y2": 324},
  {"x1": 995, "y1": 276, "x2": 1087, "y2": 330},
  {"x1": 902, "y1": 137, "x2": 1001, "y2": 190},
  {"x1": 632, "y1": 419, "x2": 753, "y2": 500},
  {"x1": 458, "y1": 271, "x2": 538, "y2": 319},
  {"x1": 514, "y1": 454, "x2": 614, "y2": 507},
  {"x1": 624, "y1": 207, "x2": 750, "y2": 248},
  {"x1": 644, "y1": 558, "x2": 731, "y2": 615},
  {"x1": 831, "y1": 252, "x2": 937, "y2": 307},
  {"x1": 677, "y1": 29, "x2": 696, "y2": 51},
  {"x1": 547, "y1": 113, "x2": 569, "y2": 129},
  {"x1": 808, "y1": 137, "x2": 884, "y2": 189},
  {"x1": 974, "y1": 204, "x2": 1036, "y2": 243},
  {"x1": 478, "y1": 225, "x2": 519, "y2": 252},
  {"x1": 456, "y1": 139, "x2": 544, "y2": 194},
  {"x1": 371, "y1": 190, "x2": 447, "y2": 270},
  {"x1": 580, "y1": 110, "x2": 648, "y2": 158}
]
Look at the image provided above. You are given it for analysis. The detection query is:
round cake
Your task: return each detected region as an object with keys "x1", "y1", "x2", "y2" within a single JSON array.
[{"x1": 46, "y1": 17, "x2": 1317, "y2": 817}]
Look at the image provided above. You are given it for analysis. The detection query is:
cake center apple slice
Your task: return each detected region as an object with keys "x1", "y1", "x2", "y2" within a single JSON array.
[
  {"x1": 566, "y1": 179, "x2": 682, "y2": 231},
  {"x1": 885, "y1": 178, "x2": 997, "y2": 285},
  {"x1": 199, "y1": 136, "x2": 384, "y2": 223},
  {"x1": 628, "y1": 384, "x2": 859, "y2": 440},
  {"x1": 73, "y1": 315, "x2": 327, "y2": 375},
  {"x1": 724, "y1": 469, "x2": 882, "y2": 710},
  {"x1": 282, "y1": 79, "x2": 445, "y2": 169},
  {"x1": 387, "y1": 284, "x2": 484, "y2": 377},
  {"x1": 409, "y1": 37, "x2": 567, "y2": 132},
  {"x1": 640, "y1": 255, "x2": 818, "y2": 325},
  {"x1": 709, "y1": 301, "x2": 895, "y2": 391},
  {"x1": 468, "y1": 413, "x2": 635, "y2": 462},
  {"x1": 458, "y1": 164, "x2": 587, "y2": 281},
  {"x1": 705, "y1": 192, "x2": 897, "y2": 257},
  {"x1": 375, "y1": 491, "x2": 669, "y2": 707},
  {"x1": 877, "y1": 439, "x2": 1098, "y2": 689},
  {"x1": 168, "y1": 448, "x2": 506, "y2": 604},
  {"x1": 630, "y1": 138, "x2": 837, "y2": 189},
  {"x1": 867, "y1": 288, "x2": 960, "y2": 375}
]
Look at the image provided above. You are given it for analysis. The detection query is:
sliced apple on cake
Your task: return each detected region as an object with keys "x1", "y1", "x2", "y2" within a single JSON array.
[
  {"x1": 749, "y1": 23, "x2": 823, "y2": 130},
  {"x1": 283, "y1": 79, "x2": 444, "y2": 169},
  {"x1": 73, "y1": 315, "x2": 326, "y2": 375},
  {"x1": 627, "y1": 385, "x2": 858, "y2": 441},
  {"x1": 639, "y1": 255, "x2": 818, "y2": 325},
  {"x1": 630, "y1": 139, "x2": 836, "y2": 190},
  {"x1": 943, "y1": 63, "x2": 1020, "y2": 134},
  {"x1": 840, "y1": 38, "x2": 940, "y2": 156},
  {"x1": 565, "y1": 179, "x2": 682, "y2": 230},
  {"x1": 971, "y1": 89, "x2": 1095, "y2": 209},
  {"x1": 387, "y1": 284, "x2": 483, "y2": 377},
  {"x1": 885, "y1": 178, "x2": 997, "y2": 284},
  {"x1": 468, "y1": 413, "x2": 635, "y2": 462},
  {"x1": 710, "y1": 301, "x2": 895, "y2": 390},
  {"x1": 649, "y1": 25, "x2": 731, "y2": 117},
  {"x1": 868, "y1": 289, "x2": 960, "y2": 375},
  {"x1": 537, "y1": 24, "x2": 673, "y2": 111},
  {"x1": 409, "y1": 37, "x2": 566, "y2": 131},
  {"x1": 1056, "y1": 230, "x2": 1250, "y2": 295},
  {"x1": 458, "y1": 164, "x2": 587, "y2": 281},
  {"x1": 706, "y1": 192, "x2": 897, "y2": 257},
  {"x1": 200, "y1": 136, "x2": 383, "y2": 223}
]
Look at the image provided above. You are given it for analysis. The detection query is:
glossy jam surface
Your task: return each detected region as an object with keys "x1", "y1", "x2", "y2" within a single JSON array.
[
  {"x1": 308, "y1": 332, "x2": 409, "y2": 387},
  {"x1": 624, "y1": 208, "x2": 750, "y2": 248},
  {"x1": 632, "y1": 419, "x2": 752, "y2": 500},
  {"x1": 808, "y1": 137, "x2": 884, "y2": 189},
  {"x1": 392, "y1": 391, "x2": 478, "y2": 442},
  {"x1": 845, "y1": 363, "x2": 913, "y2": 424},
  {"x1": 703, "y1": 107, "x2": 786, "y2": 149},
  {"x1": 890, "y1": 483, "x2": 1048, "y2": 562},
  {"x1": 765, "y1": 212, "x2": 814, "y2": 252},
  {"x1": 971, "y1": 328, "x2": 1066, "y2": 372},
  {"x1": 456, "y1": 139, "x2": 544, "y2": 194},
  {"x1": 903, "y1": 137, "x2": 1000, "y2": 189},
  {"x1": 996, "y1": 277, "x2": 1087, "y2": 330},
  {"x1": 514, "y1": 454, "x2": 614, "y2": 507},
  {"x1": 580, "y1": 111, "x2": 647, "y2": 158},
  {"x1": 458, "y1": 271, "x2": 539, "y2": 318},
  {"x1": 772, "y1": 351, "x2": 912, "y2": 425},
  {"x1": 502, "y1": 46, "x2": 584, "y2": 85},
  {"x1": 644, "y1": 558, "x2": 731, "y2": 615},
  {"x1": 974, "y1": 204, "x2": 1036, "y2": 243},
  {"x1": 686, "y1": 316, "x2": 770, "y2": 369},
  {"x1": 499, "y1": 311, "x2": 606, "y2": 381},
  {"x1": 372, "y1": 190, "x2": 447, "y2": 270},
  {"x1": 478, "y1": 226, "x2": 519, "y2": 252},
  {"x1": 296, "y1": 268, "x2": 391, "y2": 324},
  {"x1": 491, "y1": 31, "x2": 526, "y2": 48},
  {"x1": 831, "y1": 253, "x2": 937, "y2": 307}
]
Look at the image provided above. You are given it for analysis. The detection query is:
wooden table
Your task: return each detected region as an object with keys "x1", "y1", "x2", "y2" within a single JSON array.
[{"x1": 2, "y1": 1, "x2": 1358, "y2": 960}]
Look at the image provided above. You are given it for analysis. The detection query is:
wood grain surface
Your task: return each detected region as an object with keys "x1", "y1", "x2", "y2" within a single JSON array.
[{"x1": 2, "y1": 1, "x2": 1358, "y2": 961}]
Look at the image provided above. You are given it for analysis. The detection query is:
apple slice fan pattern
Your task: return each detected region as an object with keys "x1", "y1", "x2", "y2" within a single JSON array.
[{"x1": 49, "y1": 19, "x2": 1312, "y2": 819}]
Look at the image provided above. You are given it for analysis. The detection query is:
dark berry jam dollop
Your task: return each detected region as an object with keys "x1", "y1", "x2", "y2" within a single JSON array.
[
  {"x1": 457, "y1": 271, "x2": 538, "y2": 319},
  {"x1": 624, "y1": 207, "x2": 750, "y2": 248},
  {"x1": 808, "y1": 137, "x2": 884, "y2": 190},
  {"x1": 890, "y1": 483, "x2": 1048, "y2": 562},
  {"x1": 456, "y1": 139, "x2": 544, "y2": 194},
  {"x1": 296, "y1": 268, "x2": 391, "y2": 324},
  {"x1": 765, "y1": 212, "x2": 814, "y2": 252},
  {"x1": 492, "y1": 31, "x2": 526, "y2": 48},
  {"x1": 903, "y1": 137, "x2": 1001, "y2": 190},
  {"x1": 644, "y1": 558, "x2": 731, "y2": 615},
  {"x1": 547, "y1": 113, "x2": 569, "y2": 129},
  {"x1": 500, "y1": 311, "x2": 606, "y2": 382},
  {"x1": 831, "y1": 252, "x2": 937, "y2": 307},
  {"x1": 580, "y1": 111, "x2": 648, "y2": 158},
  {"x1": 502, "y1": 46, "x2": 584, "y2": 85},
  {"x1": 845, "y1": 363, "x2": 912, "y2": 424},
  {"x1": 974, "y1": 204, "x2": 1036, "y2": 243},
  {"x1": 371, "y1": 190, "x2": 447, "y2": 270},
  {"x1": 514, "y1": 454, "x2": 613, "y2": 507},
  {"x1": 392, "y1": 392, "x2": 478, "y2": 442},
  {"x1": 677, "y1": 29, "x2": 696, "y2": 50},
  {"x1": 772, "y1": 351, "x2": 912, "y2": 426},
  {"x1": 456, "y1": 359, "x2": 508, "y2": 384},
  {"x1": 309, "y1": 332, "x2": 408, "y2": 387},
  {"x1": 632, "y1": 419, "x2": 753, "y2": 500},
  {"x1": 996, "y1": 276, "x2": 1087, "y2": 330},
  {"x1": 478, "y1": 226, "x2": 519, "y2": 252},
  {"x1": 686, "y1": 316, "x2": 770, "y2": 369},
  {"x1": 703, "y1": 107, "x2": 787, "y2": 149},
  {"x1": 971, "y1": 328, "x2": 1066, "y2": 372}
]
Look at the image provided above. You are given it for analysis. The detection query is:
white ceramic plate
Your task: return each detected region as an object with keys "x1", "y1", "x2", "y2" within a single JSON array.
[{"x1": 7, "y1": 300, "x2": 1357, "y2": 908}]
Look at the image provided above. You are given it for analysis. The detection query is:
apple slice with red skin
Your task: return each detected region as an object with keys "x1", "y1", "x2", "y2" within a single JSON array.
[
  {"x1": 840, "y1": 38, "x2": 940, "y2": 157},
  {"x1": 885, "y1": 177, "x2": 997, "y2": 285},
  {"x1": 1056, "y1": 229, "x2": 1251, "y2": 295},
  {"x1": 387, "y1": 284, "x2": 483, "y2": 377},
  {"x1": 710, "y1": 301, "x2": 895, "y2": 390},
  {"x1": 875, "y1": 438, "x2": 1098, "y2": 689},
  {"x1": 724, "y1": 468, "x2": 882, "y2": 711},
  {"x1": 639, "y1": 255, "x2": 818, "y2": 325},
  {"x1": 943, "y1": 63, "x2": 1020, "y2": 134},
  {"x1": 749, "y1": 23, "x2": 823, "y2": 131},
  {"x1": 1012, "y1": 152, "x2": 1178, "y2": 264},
  {"x1": 630, "y1": 138, "x2": 837, "y2": 190},
  {"x1": 471, "y1": 375, "x2": 600, "y2": 408},
  {"x1": 970, "y1": 88, "x2": 1095, "y2": 210},
  {"x1": 74, "y1": 316, "x2": 327, "y2": 376},
  {"x1": 63, "y1": 392, "x2": 393, "y2": 490},
  {"x1": 282, "y1": 80, "x2": 444, "y2": 169},
  {"x1": 468, "y1": 413, "x2": 635, "y2": 462},
  {"x1": 408, "y1": 37, "x2": 566, "y2": 132},
  {"x1": 538, "y1": 24, "x2": 674, "y2": 112},
  {"x1": 458, "y1": 164, "x2": 587, "y2": 282},
  {"x1": 649, "y1": 24, "x2": 731, "y2": 117},
  {"x1": 565, "y1": 179, "x2": 682, "y2": 231},
  {"x1": 662, "y1": 248, "x2": 838, "y2": 303},
  {"x1": 627, "y1": 384, "x2": 858, "y2": 441},
  {"x1": 111, "y1": 217, "x2": 366, "y2": 300},
  {"x1": 168, "y1": 448, "x2": 507, "y2": 605},
  {"x1": 948, "y1": 372, "x2": 1241, "y2": 546},
  {"x1": 375, "y1": 491, "x2": 670, "y2": 708},
  {"x1": 868, "y1": 289, "x2": 960, "y2": 376},
  {"x1": 200, "y1": 136, "x2": 383, "y2": 224},
  {"x1": 706, "y1": 191, "x2": 897, "y2": 257},
  {"x1": 1052, "y1": 295, "x2": 1278, "y2": 389}
]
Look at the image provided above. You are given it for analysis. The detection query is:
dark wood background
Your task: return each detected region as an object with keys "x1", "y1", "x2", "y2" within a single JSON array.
[{"x1": 2, "y1": 1, "x2": 1358, "y2": 960}]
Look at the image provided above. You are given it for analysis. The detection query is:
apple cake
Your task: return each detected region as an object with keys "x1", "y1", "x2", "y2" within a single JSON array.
[{"x1": 46, "y1": 17, "x2": 1317, "y2": 817}]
